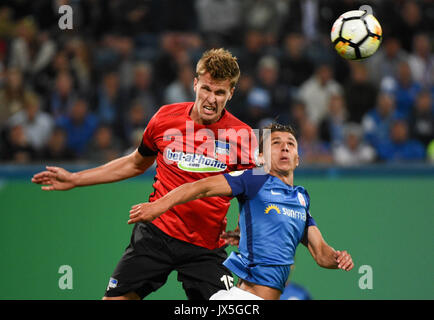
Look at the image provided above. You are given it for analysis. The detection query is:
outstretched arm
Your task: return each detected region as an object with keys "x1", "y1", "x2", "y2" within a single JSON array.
[
  {"x1": 128, "y1": 174, "x2": 232, "y2": 224},
  {"x1": 31, "y1": 149, "x2": 156, "y2": 191},
  {"x1": 302, "y1": 226, "x2": 354, "y2": 271}
]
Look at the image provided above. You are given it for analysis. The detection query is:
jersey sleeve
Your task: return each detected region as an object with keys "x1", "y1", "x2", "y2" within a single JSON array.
[
  {"x1": 138, "y1": 111, "x2": 160, "y2": 157},
  {"x1": 223, "y1": 168, "x2": 269, "y2": 201},
  {"x1": 303, "y1": 189, "x2": 317, "y2": 227}
]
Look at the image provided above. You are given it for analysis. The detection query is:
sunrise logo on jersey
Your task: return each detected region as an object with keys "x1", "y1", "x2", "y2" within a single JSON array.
[
  {"x1": 264, "y1": 204, "x2": 306, "y2": 221},
  {"x1": 165, "y1": 149, "x2": 227, "y2": 172},
  {"x1": 264, "y1": 204, "x2": 280, "y2": 214}
]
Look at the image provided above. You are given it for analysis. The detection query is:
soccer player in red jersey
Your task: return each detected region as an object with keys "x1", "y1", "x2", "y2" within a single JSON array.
[{"x1": 31, "y1": 49, "x2": 258, "y2": 300}]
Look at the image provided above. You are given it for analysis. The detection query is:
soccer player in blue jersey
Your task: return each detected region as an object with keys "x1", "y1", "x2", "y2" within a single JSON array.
[{"x1": 128, "y1": 123, "x2": 354, "y2": 300}]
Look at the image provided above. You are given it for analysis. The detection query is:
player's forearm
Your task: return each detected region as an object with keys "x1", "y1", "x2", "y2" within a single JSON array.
[
  {"x1": 72, "y1": 152, "x2": 150, "y2": 187},
  {"x1": 315, "y1": 244, "x2": 339, "y2": 269},
  {"x1": 152, "y1": 180, "x2": 213, "y2": 215}
]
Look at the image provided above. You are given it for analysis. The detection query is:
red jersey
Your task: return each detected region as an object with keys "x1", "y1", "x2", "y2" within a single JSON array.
[{"x1": 139, "y1": 102, "x2": 257, "y2": 250}]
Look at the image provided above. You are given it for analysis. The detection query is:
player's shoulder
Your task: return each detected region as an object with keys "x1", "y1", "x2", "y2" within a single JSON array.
[
  {"x1": 154, "y1": 102, "x2": 193, "y2": 119},
  {"x1": 226, "y1": 167, "x2": 270, "y2": 183},
  {"x1": 293, "y1": 185, "x2": 310, "y2": 206}
]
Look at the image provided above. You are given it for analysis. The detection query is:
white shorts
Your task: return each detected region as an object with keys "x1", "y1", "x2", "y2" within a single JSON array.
[{"x1": 209, "y1": 286, "x2": 264, "y2": 300}]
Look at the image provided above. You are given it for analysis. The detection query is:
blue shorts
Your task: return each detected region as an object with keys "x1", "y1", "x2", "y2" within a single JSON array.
[{"x1": 223, "y1": 251, "x2": 291, "y2": 292}]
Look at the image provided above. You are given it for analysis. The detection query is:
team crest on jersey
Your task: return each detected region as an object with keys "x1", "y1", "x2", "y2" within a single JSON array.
[
  {"x1": 297, "y1": 192, "x2": 306, "y2": 207},
  {"x1": 214, "y1": 140, "x2": 231, "y2": 157}
]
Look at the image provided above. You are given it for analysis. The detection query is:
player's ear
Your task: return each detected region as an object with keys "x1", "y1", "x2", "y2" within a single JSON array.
[
  {"x1": 193, "y1": 77, "x2": 198, "y2": 92},
  {"x1": 228, "y1": 86, "x2": 235, "y2": 100},
  {"x1": 296, "y1": 154, "x2": 300, "y2": 167}
]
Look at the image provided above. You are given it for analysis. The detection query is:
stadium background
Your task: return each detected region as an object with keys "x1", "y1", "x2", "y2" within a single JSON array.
[{"x1": 0, "y1": 0, "x2": 433, "y2": 300}]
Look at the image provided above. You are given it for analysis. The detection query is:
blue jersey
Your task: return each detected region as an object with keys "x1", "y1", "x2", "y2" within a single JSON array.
[{"x1": 223, "y1": 168, "x2": 316, "y2": 291}]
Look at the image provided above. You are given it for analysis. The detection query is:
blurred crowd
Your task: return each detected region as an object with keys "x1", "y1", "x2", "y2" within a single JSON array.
[{"x1": 0, "y1": 0, "x2": 433, "y2": 166}]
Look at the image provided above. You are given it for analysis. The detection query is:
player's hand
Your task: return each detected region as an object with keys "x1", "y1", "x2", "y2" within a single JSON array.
[
  {"x1": 220, "y1": 227, "x2": 240, "y2": 246},
  {"x1": 128, "y1": 202, "x2": 163, "y2": 224},
  {"x1": 335, "y1": 250, "x2": 354, "y2": 271},
  {"x1": 31, "y1": 166, "x2": 76, "y2": 191}
]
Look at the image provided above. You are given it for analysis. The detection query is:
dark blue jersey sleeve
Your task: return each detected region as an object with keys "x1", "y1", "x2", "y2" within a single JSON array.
[
  {"x1": 303, "y1": 189, "x2": 317, "y2": 227},
  {"x1": 223, "y1": 168, "x2": 269, "y2": 201}
]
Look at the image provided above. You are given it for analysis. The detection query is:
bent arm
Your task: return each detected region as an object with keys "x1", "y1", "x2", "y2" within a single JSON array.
[
  {"x1": 302, "y1": 226, "x2": 353, "y2": 271},
  {"x1": 128, "y1": 174, "x2": 232, "y2": 224}
]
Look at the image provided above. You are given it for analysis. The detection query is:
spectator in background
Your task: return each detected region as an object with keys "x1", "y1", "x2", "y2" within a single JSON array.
[
  {"x1": 376, "y1": 118, "x2": 425, "y2": 162},
  {"x1": 333, "y1": 123, "x2": 376, "y2": 167},
  {"x1": 164, "y1": 63, "x2": 195, "y2": 104},
  {"x1": 152, "y1": 33, "x2": 192, "y2": 100},
  {"x1": 8, "y1": 17, "x2": 56, "y2": 78},
  {"x1": 1, "y1": 123, "x2": 36, "y2": 163},
  {"x1": 279, "y1": 32, "x2": 314, "y2": 89},
  {"x1": 288, "y1": 100, "x2": 308, "y2": 138},
  {"x1": 298, "y1": 63, "x2": 343, "y2": 125},
  {"x1": 195, "y1": 0, "x2": 242, "y2": 45},
  {"x1": 319, "y1": 94, "x2": 347, "y2": 147},
  {"x1": 408, "y1": 91, "x2": 433, "y2": 147},
  {"x1": 362, "y1": 92, "x2": 401, "y2": 151},
  {"x1": 246, "y1": 86, "x2": 271, "y2": 129},
  {"x1": 381, "y1": 60, "x2": 422, "y2": 117},
  {"x1": 96, "y1": 71, "x2": 123, "y2": 128},
  {"x1": 84, "y1": 124, "x2": 122, "y2": 163},
  {"x1": 242, "y1": 0, "x2": 287, "y2": 46},
  {"x1": 49, "y1": 71, "x2": 77, "y2": 119},
  {"x1": 39, "y1": 126, "x2": 76, "y2": 162},
  {"x1": 56, "y1": 98, "x2": 99, "y2": 157},
  {"x1": 126, "y1": 62, "x2": 157, "y2": 116},
  {"x1": 408, "y1": 33, "x2": 434, "y2": 89},
  {"x1": 7, "y1": 91, "x2": 53, "y2": 152},
  {"x1": 237, "y1": 30, "x2": 266, "y2": 76},
  {"x1": 66, "y1": 37, "x2": 93, "y2": 94},
  {"x1": 121, "y1": 100, "x2": 149, "y2": 147},
  {"x1": 344, "y1": 62, "x2": 378, "y2": 123},
  {"x1": 0, "y1": 68, "x2": 28, "y2": 124},
  {"x1": 298, "y1": 121, "x2": 333, "y2": 165},
  {"x1": 366, "y1": 37, "x2": 408, "y2": 86},
  {"x1": 393, "y1": 0, "x2": 427, "y2": 53},
  {"x1": 254, "y1": 55, "x2": 291, "y2": 122},
  {"x1": 226, "y1": 72, "x2": 254, "y2": 123}
]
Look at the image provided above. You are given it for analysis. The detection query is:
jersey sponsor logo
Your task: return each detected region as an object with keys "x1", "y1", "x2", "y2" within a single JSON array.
[
  {"x1": 165, "y1": 149, "x2": 227, "y2": 172},
  {"x1": 297, "y1": 192, "x2": 306, "y2": 207},
  {"x1": 264, "y1": 204, "x2": 306, "y2": 221}
]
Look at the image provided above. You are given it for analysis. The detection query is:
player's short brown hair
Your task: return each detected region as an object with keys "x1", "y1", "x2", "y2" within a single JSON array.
[
  {"x1": 196, "y1": 48, "x2": 240, "y2": 88},
  {"x1": 259, "y1": 123, "x2": 297, "y2": 153}
]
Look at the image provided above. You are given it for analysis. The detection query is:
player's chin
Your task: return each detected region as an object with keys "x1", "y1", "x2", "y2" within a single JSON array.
[{"x1": 200, "y1": 109, "x2": 221, "y2": 123}]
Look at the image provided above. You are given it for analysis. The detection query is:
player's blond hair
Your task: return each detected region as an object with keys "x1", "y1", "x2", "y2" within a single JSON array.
[{"x1": 196, "y1": 48, "x2": 240, "y2": 88}]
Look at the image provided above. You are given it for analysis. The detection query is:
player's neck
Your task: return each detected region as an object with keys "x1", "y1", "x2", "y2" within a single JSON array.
[{"x1": 269, "y1": 169, "x2": 294, "y2": 186}]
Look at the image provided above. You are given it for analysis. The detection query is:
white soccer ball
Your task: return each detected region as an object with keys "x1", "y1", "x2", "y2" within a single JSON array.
[{"x1": 330, "y1": 10, "x2": 382, "y2": 60}]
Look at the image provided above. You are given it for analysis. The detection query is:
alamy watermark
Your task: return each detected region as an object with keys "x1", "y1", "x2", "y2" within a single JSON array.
[{"x1": 58, "y1": 265, "x2": 73, "y2": 290}]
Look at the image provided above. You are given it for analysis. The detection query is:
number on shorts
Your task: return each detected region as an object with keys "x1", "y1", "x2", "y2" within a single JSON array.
[{"x1": 220, "y1": 275, "x2": 234, "y2": 290}]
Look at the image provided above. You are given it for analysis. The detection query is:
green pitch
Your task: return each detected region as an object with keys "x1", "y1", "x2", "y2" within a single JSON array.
[{"x1": 0, "y1": 176, "x2": 433, "y2": 299}]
